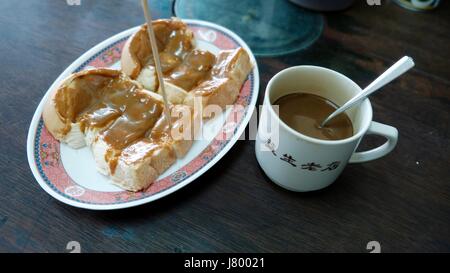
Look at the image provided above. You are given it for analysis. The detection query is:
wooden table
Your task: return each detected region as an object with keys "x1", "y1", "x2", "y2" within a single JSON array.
[{"x1": 0, "y1": 0, "x2": 449, "y2": 253}]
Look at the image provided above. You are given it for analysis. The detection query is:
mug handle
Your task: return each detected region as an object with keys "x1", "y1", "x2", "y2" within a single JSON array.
[{"x1": 349, "y1": 121, "x2": 398, "y2": 163}]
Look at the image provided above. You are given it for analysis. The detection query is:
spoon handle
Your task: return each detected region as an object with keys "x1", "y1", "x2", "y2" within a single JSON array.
[{"x1": 321, "y1": 56, "x2": 415, "y2": 127}]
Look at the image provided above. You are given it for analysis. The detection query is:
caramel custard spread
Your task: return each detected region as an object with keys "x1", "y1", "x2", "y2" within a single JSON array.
[
  {"x1": 133, "y1": 20, "x2": 194, "y2": 73},
  {"x1": 54, "y1": 74, "x2": 113, "y2": 134},
  {"x1": 120, "y1": 107, "x2": 187, "y2": 163},
  {"x1": 191, "y1": 49, "x2": 241, "y2": 97},
  {"x1": 114, "y1": 105, "x2": 193, "y2": 177},
  {"x1": 54, "y1": 71, "x2": 168, "y2": 173},
  {"x1": 166, "y1": 50, "x2": 216, "y2": 91},
  {"x1": 130, "y1": 20, "x2": 217, "y2": 91}
]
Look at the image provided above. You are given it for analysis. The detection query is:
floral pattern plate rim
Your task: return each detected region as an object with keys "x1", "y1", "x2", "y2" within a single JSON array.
[{"x1": 27, "y1": 19, "x2": 259, "y2": 210}]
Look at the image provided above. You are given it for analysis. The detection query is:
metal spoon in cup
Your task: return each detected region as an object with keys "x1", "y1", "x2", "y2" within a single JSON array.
[{"x1": 320, "y1": 56, "x2": 415, "y2": 128}]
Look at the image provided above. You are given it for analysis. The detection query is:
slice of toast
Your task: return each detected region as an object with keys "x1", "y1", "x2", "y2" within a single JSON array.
[
  {"x1": 43, "y1": 68, "x2": 125, "y2": 148},
  {"x1": 121, "y1": 18, "x2": 195, "y2": 80},
  {"x1": 184, "y1": 48, "x2": 253, "y2": 113},
  {"x1": 111, "y1": 103, "x2": 198, "y2": 191}
]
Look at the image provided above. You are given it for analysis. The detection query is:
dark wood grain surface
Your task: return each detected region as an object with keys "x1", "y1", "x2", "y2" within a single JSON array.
[{"x1": 0, "y1": 0, "x2": 449, "y2": 252}]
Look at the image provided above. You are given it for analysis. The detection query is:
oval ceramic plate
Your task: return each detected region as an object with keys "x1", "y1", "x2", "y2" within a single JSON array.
[{"x1": 27, "y1": 19, "x2": 259, "y2": 210}]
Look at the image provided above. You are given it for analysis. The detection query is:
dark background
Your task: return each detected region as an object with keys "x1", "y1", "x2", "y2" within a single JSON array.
[{"x1": 0, "y1": 0, "x2": 449, "y2": 252}]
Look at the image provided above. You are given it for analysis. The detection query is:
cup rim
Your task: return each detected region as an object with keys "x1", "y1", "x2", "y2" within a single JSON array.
[{"x1": 265, "y1": 65, "x2": 373, "y2": 145}]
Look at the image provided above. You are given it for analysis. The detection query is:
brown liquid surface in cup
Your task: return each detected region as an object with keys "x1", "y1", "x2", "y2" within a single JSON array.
[{"x1": 274, "y1": 93, "x2": 353, "y2": 140}]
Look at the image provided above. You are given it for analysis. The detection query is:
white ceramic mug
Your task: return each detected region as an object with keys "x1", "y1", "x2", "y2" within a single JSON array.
[{"x1": 255, "y1": 66, "x2": 398, "y2": 192}]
